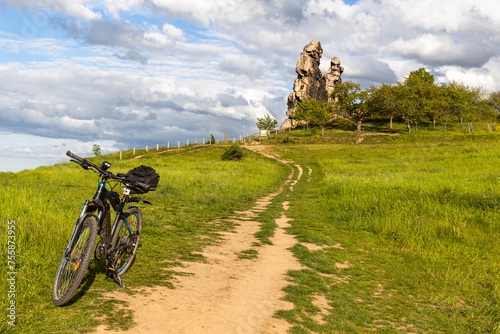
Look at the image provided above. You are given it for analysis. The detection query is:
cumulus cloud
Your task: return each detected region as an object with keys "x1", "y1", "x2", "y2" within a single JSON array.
[
  {"x1": 215, "y1": 54, "x2": 265, "y2": 81},
  {"x1": 2, "y1": 0, "x2": 500, "y2": 171},
  {"x1": 114, "y1": 48, "x2": 148, "y2": 64},
  {"x1": 1, "y1": 0, "x2": 101, "y2": 20},
  {"x1": 341, "y1": 55, "x2": 398, "y2": 86},
  {"x1": 51, "y1": 18, "x2": 185, "y2": 50},
  {"x1": 391, "y1": 33, "x2": 496, "y2": 68}
]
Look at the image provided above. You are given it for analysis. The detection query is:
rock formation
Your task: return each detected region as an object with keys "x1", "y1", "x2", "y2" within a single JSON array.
[
  {"x1": 286, "y1": 40, "x2": 326, "y2": 118},
  {"x1": 280, "y1": 41, "x2": 343, "y2": 130},
  {"x1": 326, "y1": 56, "x2": 344, "y2": 103}
]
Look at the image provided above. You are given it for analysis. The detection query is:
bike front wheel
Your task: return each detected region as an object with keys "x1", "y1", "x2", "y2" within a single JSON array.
[
  {"x1": 111, "y1": 207, "x2": 143, "y2": 276},
  {"x1": 52, "y1": 216, "x2": 98, "y2": 306}
]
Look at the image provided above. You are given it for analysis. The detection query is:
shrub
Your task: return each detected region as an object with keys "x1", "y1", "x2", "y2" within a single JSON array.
[
  {"x1": 221, "y1": 143, "x2": 245, "y2": 161},
  {"x1": 282, "y1": 135, "x2": 292, "y2": 143},
  {"x1": 93, "y1": 144, "x2": 101, "y2": 157}
]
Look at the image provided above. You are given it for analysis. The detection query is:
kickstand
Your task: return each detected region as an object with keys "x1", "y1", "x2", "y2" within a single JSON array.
[
  {"x1": 115, "y1": 273, "x2": 126, "y2": 288},
  {"x1": 107, "y1": 266, "x2": 126, "y2": 288}
]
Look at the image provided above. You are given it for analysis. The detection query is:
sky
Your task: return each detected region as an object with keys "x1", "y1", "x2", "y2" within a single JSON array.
[{"x1": 1, "y1": 0, "x2": 500, "y2": 172}]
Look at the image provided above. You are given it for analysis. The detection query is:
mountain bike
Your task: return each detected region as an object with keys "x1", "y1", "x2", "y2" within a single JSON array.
[{"x1": 52, "y1": 151, "x2": 159, "y2": 306}]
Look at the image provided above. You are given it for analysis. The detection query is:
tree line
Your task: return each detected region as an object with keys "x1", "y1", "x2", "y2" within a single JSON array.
[{"x1": 293, "y1": 68, "x2": 500, "y2": 134}]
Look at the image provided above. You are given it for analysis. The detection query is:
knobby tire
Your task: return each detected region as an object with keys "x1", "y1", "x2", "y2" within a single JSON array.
[
  {"x1": 52, "y1": 216, "x2": 98, "y2": 306},
  {"x1": 111, "y1": 207, "x2": 143, "y2": 276}
]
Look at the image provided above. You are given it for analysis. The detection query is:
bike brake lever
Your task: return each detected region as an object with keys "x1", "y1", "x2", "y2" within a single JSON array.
[
  {"x1": 70, "y1": 159, "x2": 90, "y2": 170},
  {"x1": 81, "y1": 162, "x2": 91, "y2": 170}
]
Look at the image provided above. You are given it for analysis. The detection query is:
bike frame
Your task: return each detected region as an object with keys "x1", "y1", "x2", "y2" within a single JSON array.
[{"x1": 63, "y1": 170, "x2": 151, "y2": 287}]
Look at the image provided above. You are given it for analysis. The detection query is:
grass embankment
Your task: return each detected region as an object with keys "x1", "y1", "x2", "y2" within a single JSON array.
[
  {"x1": 1, "y1": 121, "x2": 500, "y2": 333},
  {"x1": 0, "y1": 145, "x2": 289, "y2": 333},
  {"x1": 272, "y1": 135, "x2": 500, "y2": 333}
]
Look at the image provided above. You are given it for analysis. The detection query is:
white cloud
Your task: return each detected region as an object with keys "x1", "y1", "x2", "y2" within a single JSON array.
[
  {"x1": 390, "y1": 33, "x2": 496, "y2": 68},
  {"x1": 436, "y1": 66, "x2": 496, "y2": 91},
  {"x1": 103, "y1": 0, "x2": 143, "y2": 19},
  {"x1": 2, "y1": 0, "x2": 101, "y2": 20},
  {"x1": 150, "y1": 0, "x2": 265, "y2": 26},
  {"x1": 2, "y1": 0, "x2": 500, "y2": 172}
]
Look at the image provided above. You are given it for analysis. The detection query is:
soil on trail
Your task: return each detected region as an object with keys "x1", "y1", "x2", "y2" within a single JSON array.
[{"x1": 94, "y1": 146, "x2": 307, "y2": 334}]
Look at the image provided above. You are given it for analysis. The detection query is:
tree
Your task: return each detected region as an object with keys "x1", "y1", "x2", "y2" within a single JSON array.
[
  {"x1": 399, "y1": 68, "x2": 437, "y2": 132},
  {"x1": 294, "y1": 98, "x2": 335, "y2": 136},
  {"x1": 367, "y1": 83, "x2": 401, "y2": 129},
  {"x1": 92, "y1": 144, "x2": 101, "y2": 157},
  {"x1": 442, "y1": 82, "x2": 495, "y2": 125},
  {"x1": 407, "y1": 67, "x2": 435, "y2": 85},
  {"x1": 333, "y1": 81, "x2": 371, "y2": 132},
  {"x1": 424, "y1": 84, "x2": 447, "y2": 129},
  {"x1": 256, "y1": 114, "x2": 278, "y2": 136},
  {"x1": 488, "y1": 91, "x2": 500, "y2": 114}
]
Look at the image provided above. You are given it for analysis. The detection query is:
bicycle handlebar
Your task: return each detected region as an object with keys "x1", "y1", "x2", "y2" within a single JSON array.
[
  {"x1": 67, "y1": 151, "x2": 110, "y2": 176},
  {"x1": 66, "y1": 151, "x2": 84, "y2": 163},
  {"x1": 66, "y1": 151, "x2": 146, "y2": 192}
]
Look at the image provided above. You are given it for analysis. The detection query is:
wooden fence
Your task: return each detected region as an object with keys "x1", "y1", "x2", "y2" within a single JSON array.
[{"x1": 118, "y1": 132, "x2": 268, "y2": 160}]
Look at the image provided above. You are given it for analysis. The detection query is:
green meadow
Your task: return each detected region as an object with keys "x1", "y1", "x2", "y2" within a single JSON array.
[
  {"x1": 275, "y1": 140, "x2": 500, "y2": 333},
  {"x1": 1, "y1": 123, "x2": 500, "y2": 333},
  {"x1": 0, "y1": 146, "x2": 289, "y2": 333}
]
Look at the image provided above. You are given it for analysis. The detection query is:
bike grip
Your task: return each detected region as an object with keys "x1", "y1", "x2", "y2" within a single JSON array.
[{"x1": 66, "y1": 151, "x2": 83, "y2": 162}]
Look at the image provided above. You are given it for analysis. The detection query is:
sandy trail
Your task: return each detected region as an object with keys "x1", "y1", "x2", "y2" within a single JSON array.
[{"x1": 94, "y1": 146, "x2": 306, "y2": 334}]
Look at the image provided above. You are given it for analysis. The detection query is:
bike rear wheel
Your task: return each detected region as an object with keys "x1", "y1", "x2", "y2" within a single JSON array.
[
  {"x1": 52, "y1": 216, "x2": 98, "y2": 306},
  {"x1": 111, "y1": 207, "x2": 143, "y2": 276}
]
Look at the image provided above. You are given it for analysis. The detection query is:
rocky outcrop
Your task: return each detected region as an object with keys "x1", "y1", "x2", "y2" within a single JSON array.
[
  {"x1": 286, "y1": 40, "x2": 326, "y2": 119},
  {"x1": 280, "y1": 41, "x2": 343, "y2": 131},
  {"x1": 326, "y1": 56, "x2": 344, "y2": 103}
]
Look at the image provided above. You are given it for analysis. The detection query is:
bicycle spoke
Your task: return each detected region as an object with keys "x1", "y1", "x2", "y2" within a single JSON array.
[{"x1": 56, "y1": 226, "x2": 91, "y2": 296}]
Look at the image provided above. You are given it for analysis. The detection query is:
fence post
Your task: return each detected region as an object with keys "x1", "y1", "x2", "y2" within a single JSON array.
[{"x1": 120, "y1": 151, "x2": 122, "y2": 160}]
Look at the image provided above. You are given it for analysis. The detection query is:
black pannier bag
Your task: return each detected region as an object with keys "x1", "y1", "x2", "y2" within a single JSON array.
[{"x1": 125, "y1": 165, "x2": 160, "y2": 193}]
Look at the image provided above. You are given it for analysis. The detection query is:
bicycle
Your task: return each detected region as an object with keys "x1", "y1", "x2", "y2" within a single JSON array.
[{"x1": 52, "y1": 151, "x2": 159, "y2": 306}]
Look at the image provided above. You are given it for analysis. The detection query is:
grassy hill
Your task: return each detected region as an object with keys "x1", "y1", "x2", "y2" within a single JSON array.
[{"x1": 1, "y1": 122, "x2": 500, "y2": 333}]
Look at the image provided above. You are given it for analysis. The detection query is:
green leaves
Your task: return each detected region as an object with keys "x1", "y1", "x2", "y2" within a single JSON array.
[
  {"x1": 294, "y1": 98, "x2": 336, "y2": 136},
  {"x1": 92, "y1": 144, "x2": 101, "y2": 157},
  {"x1": 256, "y1": 114, "x2": 278, "y2": 131},
  {"x1": 332, "y1": 81, "x2": 371, "y2": 131},
  {"x1": 367, "y1": 68, "x2": 496, "y2": 132}
]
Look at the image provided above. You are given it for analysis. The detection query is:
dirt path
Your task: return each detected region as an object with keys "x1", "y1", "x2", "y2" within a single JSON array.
[{"x1": 94, "y1": 146, "x2": 307, "y2": 334}]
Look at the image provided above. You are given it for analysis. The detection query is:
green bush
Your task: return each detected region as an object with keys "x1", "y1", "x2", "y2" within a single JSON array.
[
  {"x1": 281, "y1": 135, "x2": 292, "y2": 143},
  {"x1": 221, "y1": 143, "x2": 245, "y2": 161},
  {"x1": 327, "y1": 117, "x2": 356, "y2": 130}
]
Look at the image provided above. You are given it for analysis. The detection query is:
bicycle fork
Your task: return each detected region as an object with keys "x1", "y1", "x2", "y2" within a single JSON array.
[{"x1": 64, "y1": 200, "x2": 94, "y2": 258}]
